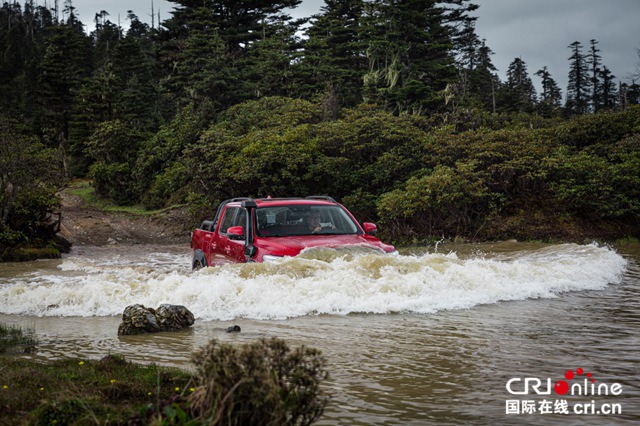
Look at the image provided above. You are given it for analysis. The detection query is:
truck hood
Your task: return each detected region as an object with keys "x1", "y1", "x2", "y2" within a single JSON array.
[{"x1": 254, "y1": 234, "x2": 395, "y2": 258}]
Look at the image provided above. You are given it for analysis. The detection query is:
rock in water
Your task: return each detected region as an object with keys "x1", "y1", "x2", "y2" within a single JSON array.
[
  {"x1": 156, "y1": 304, "x2": 195, "y2": 331},
  {"x1": 117, "y1": 304, "x2": 160, "y2": 335},
  {"x1": 117, "y1": 304, "x2": 194, "y2": 335}
]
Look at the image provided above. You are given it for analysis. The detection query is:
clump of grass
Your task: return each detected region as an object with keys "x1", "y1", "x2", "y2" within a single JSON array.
[
  {"x1": 0, "y1": 336, "x2": 329, "y2": 425},
  {"x1": 0, "y1": 354, "x2": 192, "y2": 425},
  {"x1": 0, "y1": 323, "x2": 38, "y2": 354},
  {"x1": 189, "y1": 338, "x2": 329, "y2": 425}
]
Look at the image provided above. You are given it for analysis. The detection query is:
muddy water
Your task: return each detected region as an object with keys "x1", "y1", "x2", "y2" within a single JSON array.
[{"x1": 1, "y1": 242, "x2": 638, "y2": 424}]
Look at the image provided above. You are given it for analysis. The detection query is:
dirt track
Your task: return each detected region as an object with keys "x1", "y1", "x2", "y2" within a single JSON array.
[{"x1": 58, "y1": 188, "x2": 190, "y2": 246}]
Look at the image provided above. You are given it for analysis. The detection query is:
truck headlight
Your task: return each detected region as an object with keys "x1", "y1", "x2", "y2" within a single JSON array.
[{"x1": 262, "y1": 255, "x2": 284, "y2": 263}]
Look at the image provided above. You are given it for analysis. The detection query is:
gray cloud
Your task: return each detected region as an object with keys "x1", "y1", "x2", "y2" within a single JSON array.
[{"x1": 473, "y1": 0, "x2": 640, "y2": 93}]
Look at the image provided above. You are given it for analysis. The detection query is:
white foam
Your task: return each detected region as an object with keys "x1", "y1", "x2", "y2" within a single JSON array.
[{"x1": 0, "y1": 243, "x2": 627, "y2": 319}]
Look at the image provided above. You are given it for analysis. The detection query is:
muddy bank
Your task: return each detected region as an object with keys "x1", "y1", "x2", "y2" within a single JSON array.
[{"x1": 58, "y1": 188, "x2": 191, "y2": 247}]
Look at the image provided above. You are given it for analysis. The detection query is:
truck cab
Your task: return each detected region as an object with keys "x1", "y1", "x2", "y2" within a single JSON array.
[{"x1": 190, "y1": 197, "x2": 396, "y2": 268}]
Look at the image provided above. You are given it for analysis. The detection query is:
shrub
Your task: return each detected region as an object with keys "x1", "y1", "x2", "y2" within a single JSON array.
[
  {"x1": 189, "y1": 338, "x2": 329, "y2": 426},
  {"x1": 378, "y1": 162, "x2": 493, "y2": 239},
  {"x1": 89, "y1": 161, "x2": 138, "y2": 205}
]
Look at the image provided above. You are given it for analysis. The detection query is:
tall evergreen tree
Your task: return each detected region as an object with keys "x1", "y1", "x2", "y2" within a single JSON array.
[
  {"x1": 566, "y1": 41, "x2": 590, "y2": 115},
  {"x1": 534, "y1": 66, "x2": 562, "y2": 117},
  {"x1": 361, "y1": 0, "x2": 476, "y2": 115},
  {"x1": 240, "y1": 22, "x2": 302, "y2": 100},
  {"x1": 588, "y1": 39, "x2": 602, "y2": 112},
  {"x1": 299, "y1": 0, "x2": 367, "y2": 107},
  {"x1": 159, "y1": 0, "x2": 303, "y2": 111},
  {"x1": 37, "y1": 11, "x2": 93, "y2": 175},
  {"x1": 91, "y1": 11, "x2": 122, "y2": 67},
  {"x1": 168, "y1": 7, "x2": 230, "y2": 107},
  {"x1": 0, "y1": 1, "x2": 54, "y2": 121},
  {"x1": 626, "y1": 80, "x2": 640, "y2": 105},
  {"x1": 468, "y1": 39, "x2": 499, "y2": 112},
  {"x1": 111, "y1": 14, "x2": 157, "y2": 130},
  {"x1": 597, "y1": 66, "x2": 617, "y2": 110},
  {"x1": 498, "y1": 57, "x2": 536, "y2": 113}
]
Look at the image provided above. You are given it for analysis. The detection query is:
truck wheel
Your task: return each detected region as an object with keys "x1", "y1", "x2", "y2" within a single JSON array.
[{"x1": 193, "y1": 259, "x2": 205, "y2": 271}]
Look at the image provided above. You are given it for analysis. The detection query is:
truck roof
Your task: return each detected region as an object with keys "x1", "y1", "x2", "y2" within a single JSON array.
[{"x1": 225, "y1": 196, "x2": 338, "y2": 208}]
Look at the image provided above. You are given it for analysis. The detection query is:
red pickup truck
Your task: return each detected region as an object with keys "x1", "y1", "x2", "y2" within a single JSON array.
[{"x1": 190, "y1": 196, "x2": 396, "y2": 267}]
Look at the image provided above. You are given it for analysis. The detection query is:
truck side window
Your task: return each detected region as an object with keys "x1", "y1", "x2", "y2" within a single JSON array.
[
  {"x1": 220, "y1": 207, "x2": 247, "y2": 234},
  {"x1": 233, "y1": 208, "x2": 247, "y2": 228},
  {"x1": 219, "y1": 208, "x2": 238, "y2": 234}
]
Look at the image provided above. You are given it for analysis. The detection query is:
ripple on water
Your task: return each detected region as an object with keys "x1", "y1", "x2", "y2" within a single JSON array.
[{"x1": 0, "y1": 242, "x2": 638, "y2": 424}]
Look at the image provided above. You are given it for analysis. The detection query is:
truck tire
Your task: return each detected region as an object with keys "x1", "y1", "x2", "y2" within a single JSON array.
[
  {"x1": 192, "y1": 259, "x2": 204, "y2": 271},
  {"x1": 192, "y1": 249, "x2": 207, "y2": 271}
]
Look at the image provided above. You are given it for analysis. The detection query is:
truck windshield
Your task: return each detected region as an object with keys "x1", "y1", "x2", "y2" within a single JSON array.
[{"x1": 255, "y1": 205, "x2": 360, "y2": 237}]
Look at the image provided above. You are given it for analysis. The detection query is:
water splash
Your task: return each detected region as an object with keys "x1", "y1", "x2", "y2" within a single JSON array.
[{"x1": 0, "y1": 243, "x2": 627, "y2": 320}]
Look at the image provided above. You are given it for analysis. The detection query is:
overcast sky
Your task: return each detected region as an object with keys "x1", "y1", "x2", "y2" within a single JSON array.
[{"x1": 71, "y1": 0, "x2": 640, "y2": 94}]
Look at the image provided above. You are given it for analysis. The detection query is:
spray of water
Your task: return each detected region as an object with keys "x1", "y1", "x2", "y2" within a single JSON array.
[{"x1": 0, "y1": 244, "x2": 627, "y2": 320}]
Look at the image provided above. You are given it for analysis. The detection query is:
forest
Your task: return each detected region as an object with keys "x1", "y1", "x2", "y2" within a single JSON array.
[{"x1": 1, "y1": 0, "x2": 639, "y2": 258}]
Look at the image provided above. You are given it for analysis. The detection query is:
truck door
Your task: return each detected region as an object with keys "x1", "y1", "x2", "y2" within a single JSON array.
[{"x1": 212, "y1": 207, "x2": 247, "y2": 264}]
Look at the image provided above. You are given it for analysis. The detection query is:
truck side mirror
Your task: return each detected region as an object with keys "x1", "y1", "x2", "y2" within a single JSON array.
[
  {"x1": 363, "y1": 222, "x2": 377, "y2": 236},
  {"x1": 227, "y1": 226, "x2": 244, "y2": 240}
]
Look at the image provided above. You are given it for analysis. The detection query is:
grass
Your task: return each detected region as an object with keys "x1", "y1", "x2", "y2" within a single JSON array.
[
  {"x1": 0, "y1": 323, "x2": 193, "y2": 424},
  {"x1": 0, "y1": 355, "x2": 194, "y2": 425},
  {"x1": 0, "y1": 323, "x2": 38, "y2": 354},
  {"x1": 66, "y1": 179, "x2": 175, "y2": 216},
  {"x1": 0, "y1": 247, "x2": 61, "y2": 262},
  {"x1": 1, "y1": 324, "x2": 329, "y2": 425}
]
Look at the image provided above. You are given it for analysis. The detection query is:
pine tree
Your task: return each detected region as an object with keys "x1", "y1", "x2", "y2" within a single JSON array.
[
  {"x1": 298, "y1": 0, "x2": 367, "y2": 107},
  {"x1": 626, "y1": 80, "x2": 640, "y2": 105},
  {"x1": 37, "y1": 13, "x2": 93, "y2": 175},
  {"x1": 534, "y1": 66, "x2": 562, "y2": 117},
  {"x1": 499, "y1": 57, "x2": 536, "y2": 113},
  {"x1": 170, "y1": 11, "x2": 229, "y2": 107},
  {"x1": 468, "y1": 39, "x2": 499, "y2": 112},
  {"x1": 588, "y1": 39, "x2": 602, "y2": 112},
  {"x1": 0, "y1": 1, "x2": 54, "y2": 121},
  {"x1": 240, "y1": 22, "x2": 302, "y2": 100},
  {"x1": 159, "y1": 0, "x2": 303, "y2": 111},
  {"x1": 598, "y1": 66, "x2": 617, "y2": 110},
  {"x1": 91, "y1": 11, "x2": 122, "y2": 67},
  {"x1": 111, "y1": 14, "x2": 157, "y2": 130},
  {"x1": 566, "y1": 41, "x2": 590, "y2": 115},
  {"x1": 361, "y1": 0, "x2": 475, "y2": 115}
]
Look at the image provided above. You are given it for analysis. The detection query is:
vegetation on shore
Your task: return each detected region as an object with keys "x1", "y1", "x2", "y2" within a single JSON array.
[
  {"x1": 66, "y1": 179, "x2": 178, "y2": 216},
  {"x1": 152, "y1": 101, "x2": 640, "y2": 245},
  {"x1": 0, "y1": 324, "x2": 329, "y2": 425},
  {"x1": 0, "y1": 323, "x2": 38, "y2": 354},
  {"x1": 1, "y1": 1, "x2": 639, "y2": 258}
]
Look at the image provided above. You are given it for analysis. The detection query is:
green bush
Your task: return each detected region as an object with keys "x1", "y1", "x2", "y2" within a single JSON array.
[
  {"x1": 135, "y1": 103, "x2": 214, "y2": 207},
  {"x1": 69, "y1": 96, "x2": 638, "y2": 241},
  {"x1": 142, "y1": 161, "x2": 190, "y2": 209},
  {"x1": 378, "y1": 162, "x2": 492, "y2": 239},
  {"x1": 550, "y1": 147, "x2": 640, "y2": 220},
  {"x1": 89, "y1": 161, "x2": 138, "y2": 205},
  {"x1": 220, "y1": 97, "x2": 323, "y2": 134},
  {"x1": 189, "y1": 338, "x2": 329, "y2": 426},
  {"x1": 550, "y1": 106, "x2": 640, "y2": 149},
  {"x1": 0, "y1": 115, "x2": 63, "y2": 251}
]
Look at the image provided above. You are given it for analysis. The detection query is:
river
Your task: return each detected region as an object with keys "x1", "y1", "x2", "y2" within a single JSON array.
[{"x1": 1, "y1": 241, "x2": 638, "y2": 424}]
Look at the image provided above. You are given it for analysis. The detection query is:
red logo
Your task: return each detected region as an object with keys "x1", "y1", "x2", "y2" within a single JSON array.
[{"x1": 554, "y1": 368, "x2": 595, "y2": 395}]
